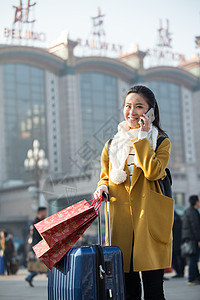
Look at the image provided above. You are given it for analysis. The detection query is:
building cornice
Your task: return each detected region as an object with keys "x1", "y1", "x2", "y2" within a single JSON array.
[
  {"x1": 0, "y1": 181, "x2": 34, "y2": 192},
  {"x1": 0, "y1": 45, "x2": 199, "y2": 90},
  {"x1": 144, "y1": 66, "x2": 199, "y2": 90},
  {"x1": 0, "y1": 45, "x2": 65, "y2": 75},
  {"x1": 74, "y1": 56, "x2": 138, "y2": 82}
]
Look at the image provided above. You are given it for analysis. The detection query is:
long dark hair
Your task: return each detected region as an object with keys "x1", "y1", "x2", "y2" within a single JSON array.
[{"x1": 124, "y1": 85, "x2": 168, "y2": 137}]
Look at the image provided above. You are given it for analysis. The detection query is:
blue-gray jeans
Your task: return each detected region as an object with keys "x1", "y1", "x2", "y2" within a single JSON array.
[
  {"x1": 27, "y1": 272, "x2": 37, "y2": 281},
  {"x1": 188, "y1": 246, "x2": 200, "y2": 282}
]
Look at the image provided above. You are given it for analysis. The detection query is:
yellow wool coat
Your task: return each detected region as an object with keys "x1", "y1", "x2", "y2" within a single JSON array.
[{"x1": 97, "y1": 137, "x2": 174, "y2": 273}]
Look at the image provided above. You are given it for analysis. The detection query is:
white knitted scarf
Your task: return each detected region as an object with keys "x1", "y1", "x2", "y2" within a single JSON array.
[{"x1": 109, "y1": 121, "x2": 158, "y2": 184}]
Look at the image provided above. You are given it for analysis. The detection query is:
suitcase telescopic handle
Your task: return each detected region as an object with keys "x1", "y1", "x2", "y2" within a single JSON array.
[{"x1": 97, "y1": 192, "x2": 111, "y2": 247}]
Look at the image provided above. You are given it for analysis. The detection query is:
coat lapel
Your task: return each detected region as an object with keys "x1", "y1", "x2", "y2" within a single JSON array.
[
  {"x1": 123, "y1": 162, "x2": 142, "y2": 193},
  {"x1": 130, "y1": 166, "x2": 142, "y2": 191}
]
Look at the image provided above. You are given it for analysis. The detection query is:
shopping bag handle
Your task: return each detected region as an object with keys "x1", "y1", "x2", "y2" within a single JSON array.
[
  {"x1": 88, "y1": 196, "x2": 104, "y2": 211},
  {"x1": 88, "y1": 192, "x2": 109, "y2": 209}
]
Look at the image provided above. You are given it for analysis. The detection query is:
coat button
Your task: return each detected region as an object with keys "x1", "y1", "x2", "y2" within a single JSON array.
[{"x1": 142, "y1": 193, "x2": 145, "y2": 198}]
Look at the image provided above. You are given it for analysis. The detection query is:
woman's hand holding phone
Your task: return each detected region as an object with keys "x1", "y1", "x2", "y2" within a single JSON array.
[
  {"x1": 139, "y1": 108, "x2": 155, "y2": 132},
  {"x1": 139, "y1": 114, "x2": 151, "y2": 132}
]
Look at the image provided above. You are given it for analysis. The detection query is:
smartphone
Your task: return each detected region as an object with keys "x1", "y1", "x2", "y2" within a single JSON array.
[{"x1": 141, "y1": 108, "x2": 155, "y2": 124}]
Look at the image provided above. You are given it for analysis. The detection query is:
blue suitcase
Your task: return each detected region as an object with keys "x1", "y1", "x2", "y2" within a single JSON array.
[
  {"x1": 0, "y1": 256, "x2": 4, "y2": 274},
  {"x1": 48, "y1": 193, "x2": 125, "y2": 300}
]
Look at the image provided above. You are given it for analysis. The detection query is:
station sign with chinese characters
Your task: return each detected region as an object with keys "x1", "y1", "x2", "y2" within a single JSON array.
[
  {"x1": 3, "y1": 0, "x2": 46, "y2": 42},
  {"x1": 75, "y1": 8, "x2": 123, "y2": 56},
  {"x1": 146, "y1": 19, "x2": 185, "y2": 64}
]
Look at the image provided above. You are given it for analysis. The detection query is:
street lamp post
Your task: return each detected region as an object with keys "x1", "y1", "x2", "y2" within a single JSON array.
[{"x1": 24, "y1": 139, "x2": 49, "y2": 207}]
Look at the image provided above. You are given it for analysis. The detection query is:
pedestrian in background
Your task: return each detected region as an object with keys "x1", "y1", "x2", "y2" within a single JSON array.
[
  {"x1": 27, "y1": 225, "x2": 34, "y2": 253},
  {"x1": 172, "y1": 211, "x2": 186, "y2": 278},
  {"x1": 182, "y1": 195, "x2": 200, "y2": 285},
  {"x1": 25, "y1": 207, "x2": 47, "y2": 287},
  {"x1": 94, "y1": 85, "x2": 174, "y2": 300},
  {"x1": 0, "y1": 230, "x2": 15, "y2": 275}
]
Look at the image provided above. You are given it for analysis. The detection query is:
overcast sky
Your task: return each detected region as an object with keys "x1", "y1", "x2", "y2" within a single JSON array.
[{"x1": 0, "y1": 0, "x2": 200, "y2": 61}]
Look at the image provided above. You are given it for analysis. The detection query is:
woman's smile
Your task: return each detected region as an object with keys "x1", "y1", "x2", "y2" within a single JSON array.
[{"x1": 128, "y1": 116, "x2": 139, "y2": 122}]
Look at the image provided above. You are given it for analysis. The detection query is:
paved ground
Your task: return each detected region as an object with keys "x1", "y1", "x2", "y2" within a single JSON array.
[
  {"x1": 0, "y1": 268, "x2": 200, "y2": 300},
  {"x1": 0, "y1": 269, "x2": 48, "y2": 300}
]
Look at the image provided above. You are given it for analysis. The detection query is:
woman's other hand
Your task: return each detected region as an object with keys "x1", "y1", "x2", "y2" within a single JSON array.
[{"x1": 94, "y1": 185, "x2": 108, "y2": 200}]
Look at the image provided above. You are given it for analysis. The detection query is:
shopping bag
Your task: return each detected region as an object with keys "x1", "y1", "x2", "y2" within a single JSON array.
[
  {"x1": 181, "y1": 240, "x2": 197, "y2": 257},
  {"x1": 27, "y1": 251, "x2": 48, "y2": 273},
  {"x1": 34, "y1": 200, "x2": 97, "y2": 248},
  {"x1": 33, "y1": 213, "x2": 96, "y2": 270}
]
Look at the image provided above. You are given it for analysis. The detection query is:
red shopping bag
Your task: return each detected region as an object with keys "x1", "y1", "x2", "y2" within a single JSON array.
[
  {"x1": 34, "y1": 200, "x2": 97, "y2": 248},
  {"x1": 33, "y1": 197, "x2": 104, "y2": 270},
  {"x1": 33, "y1": 213, "x2": 96, "y2": 270}
]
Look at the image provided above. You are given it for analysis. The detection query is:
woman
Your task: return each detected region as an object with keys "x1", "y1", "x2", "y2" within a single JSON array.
[{"x1": 94, "y1": 85, "x2": 174, "y2": 300}]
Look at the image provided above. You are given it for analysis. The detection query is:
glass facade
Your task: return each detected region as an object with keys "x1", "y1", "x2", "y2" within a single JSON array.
[
  {"x1": 79, "y1": 72, "x2": 119, "y2": 165},
  {"x1": 49, "y1": 193, "x2": 93, "y2": 215},
  {"x1": 148, "y1": 81, "x2": 184, "y2": 170},
  {"x1": 2, "y1": 64, "x2": 47, "y2": 181}
]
